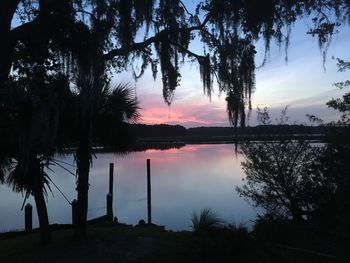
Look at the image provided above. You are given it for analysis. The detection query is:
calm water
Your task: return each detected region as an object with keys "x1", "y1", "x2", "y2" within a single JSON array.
[{"x1": 0, "y1": 144, "x2": 258, "y2": 232}]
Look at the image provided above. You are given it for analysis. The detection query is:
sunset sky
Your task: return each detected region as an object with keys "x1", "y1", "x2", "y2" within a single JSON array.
[{"x1": 114, "y1": 20, "x2": 350, "y2": 128}]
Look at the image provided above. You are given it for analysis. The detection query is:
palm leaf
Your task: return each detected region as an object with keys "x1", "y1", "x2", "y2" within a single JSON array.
[
  {"x1": 191, "y1": 208, "x2": 223, "y2": 232},
  {"x1": 101, "y1": 83, "x2": 140, "y2": 122}
]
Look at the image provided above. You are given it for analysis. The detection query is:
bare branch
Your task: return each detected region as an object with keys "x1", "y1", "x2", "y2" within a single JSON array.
[{"x1": 179, "y1": 0, "x2": 194, "y2": 17}]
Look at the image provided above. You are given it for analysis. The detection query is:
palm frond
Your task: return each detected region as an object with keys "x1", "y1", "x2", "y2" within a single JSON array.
[
  {"x1": 5, "y1": 155, "x2": 52, "y2": 197},
  {"x1": 191, "y1": 208, "x2": 223, "y2": 232},
  {"x1": 0, "y1": 156, "x2": 12, "y2": 183},
  {"x1": 102, "y1": 83, "x2": 141, "y2": 122}
]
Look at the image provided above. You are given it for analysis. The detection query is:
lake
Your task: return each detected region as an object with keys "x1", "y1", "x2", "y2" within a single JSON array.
[{"x1": 0, "y1": 144, "x2": 258, "y2": 232}]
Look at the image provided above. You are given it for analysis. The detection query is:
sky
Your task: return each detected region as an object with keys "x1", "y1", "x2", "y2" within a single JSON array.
[
  {"x1": 11, "y1": 2, "x2": 350, "y2": 128},
  {"x1": 113, "y1": 17, "x2": 350, "y2": 128}
]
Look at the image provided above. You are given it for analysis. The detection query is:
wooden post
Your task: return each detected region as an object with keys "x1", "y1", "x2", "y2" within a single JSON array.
[
  {"x1": 108, "y1": 163, "x2": 114, "y2": 221},
  {"x1": 25, "y1": 203, "x2": 32, "y2": 232},
  {"x1": 72, "y1": 199, "x2": 78, "y2": 226},
  {"x1": 109, "y1": 163, "x2": 114, "y2": 196},
  {"x1": 147, "y1": 159, "x2": 152, "y2": 224},
  {"x1": 107, "y1": 193, "x2": 113, "y2": 221}
]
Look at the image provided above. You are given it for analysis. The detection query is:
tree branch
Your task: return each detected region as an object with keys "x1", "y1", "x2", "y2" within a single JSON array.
[
  {"x1": 179, "y1": 0, "x2": 194, "y2": 17},
  {"x1": 103, "y1": 24, "x2": 206, "y2": 61},
  {"x1": 10, "y1": 18, "x2": 40, "y2": 42}
]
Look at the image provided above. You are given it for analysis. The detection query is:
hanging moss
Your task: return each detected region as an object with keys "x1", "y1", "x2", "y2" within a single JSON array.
[
  {"x1": 117, "y1": 0, "x2": 133, "y2": 46},
  {"x1": 133, "y1": 0, "x2": 154, "y2": 30},
  {"x1": 209, "y1": 32, "x2": 256, "y2": 127},
  {"x1": 155, "y1": 36, "x2": 181, "y2": 105},
  {"x1": 11, "y1": 0, "x2": 350, "y2": 129},
  {"x1": 132, "y1": 51, "x2": 151, "y2": 80},
  {"x1": 151, "y1": 59, "x2": 158, "y2": 81},
  {"x1": 199, "y1": 54, "x2": 212, "y2": 98}
]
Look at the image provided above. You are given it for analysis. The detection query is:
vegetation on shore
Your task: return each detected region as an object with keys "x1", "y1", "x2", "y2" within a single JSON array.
[{"x1": 0, "y1": 218, "x2": 348, "y2": 263}]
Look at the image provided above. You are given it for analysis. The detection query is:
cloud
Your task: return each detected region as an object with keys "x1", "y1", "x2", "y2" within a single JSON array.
[
  {"x1": 135, "y1": 86, "x2": 229, "y2": 127},
  {"x1": 109, "y1": 22, "x2": 350, "y2": 128},
  {"x1": 131, "y1": 80, "x2": 344, "y2": 128}
]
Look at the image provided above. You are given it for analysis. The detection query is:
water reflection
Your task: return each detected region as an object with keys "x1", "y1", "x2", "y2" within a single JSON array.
[{"x1": 0, "y1": 144, "x2": 257, "y2": 232}]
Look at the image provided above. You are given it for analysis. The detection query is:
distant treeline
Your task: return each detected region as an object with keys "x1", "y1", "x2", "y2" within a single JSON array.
[
  {"x1": 131, "y1": 124, "x2": 338, "y2": 138},
  {"x1": 132, "y1": 124, "x2": 188, "y2": 137}
]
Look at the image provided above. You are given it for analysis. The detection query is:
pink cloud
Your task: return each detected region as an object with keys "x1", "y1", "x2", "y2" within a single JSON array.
[{"x1": 137, "y1": 92, "x2": 229, "y2": 128}]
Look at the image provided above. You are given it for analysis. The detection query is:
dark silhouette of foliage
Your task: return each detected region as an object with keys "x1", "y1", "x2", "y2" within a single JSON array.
[
  {"x1": 187, "y1": 125, "x2": 328, "y2": 137},
  {"x1": 248, "y1": 62, "x2": 350, "y2": 256},
  {"x1": 1, "y1": 1, "x2": 350, "y2": 125},
  {"x1": 69, "y1": 17, "x2": 140, "y2": 236},
  {"x1": 236, "y1": 108, "x2": 321, "y2": 222},
  {"x1": 0, "y1": 15, "x2": 74, "y2": 243},
  {"x1": 191, "y1": 209, "x2": 223, "y2": 233},
  {"x1": 95, "y1": 84, "x2": 140, "y2": 150},
  {"x1": 132, "y1": 124, "x2": 188, "y2": 138},
  {"x1": 0, "y1": 73, "x2": 69, "y2": 244},
  {"x1": 308, "y1": 58, "x2": 350, "y2": 238}
]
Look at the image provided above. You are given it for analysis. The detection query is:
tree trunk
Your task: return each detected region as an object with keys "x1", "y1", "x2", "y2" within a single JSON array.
[
  {"x1": 33, "y1": 188, "x2": 51, "y2": 244},
  {"x1": 75, "y1": 136, "x2": 91, "y2": 238}
]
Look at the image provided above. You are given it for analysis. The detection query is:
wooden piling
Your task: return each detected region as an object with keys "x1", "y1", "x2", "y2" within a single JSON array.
[
  {"x1": 108, "y1": 163, "x2": 114, "y2": 221},
  {"x1": 147, "y1": 159, "x2": 152, "y2": 224},
  {"x1": 109, "y1": 163, "x2": 114, "y2": 196},
  {"x1": 25, "y1": 203, "x2": 32, "y2": 232},
  {"x1": 72, "y1": 199, "x2": 78, "y2": 226},
  {"x1": 107, "y1": 193, "x2": 113, "y2": 221}
]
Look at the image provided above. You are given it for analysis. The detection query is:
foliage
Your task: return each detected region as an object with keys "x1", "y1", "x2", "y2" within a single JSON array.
[
  {"x1": 327, "y1": 94, "x2": 350, "y2": 126},
  {"x1": 0, "y1": 71, "x2": 68, "y2": 244},
  {"x1": 0, "y1": 75, "x2": 68, "y2": 197},
  {"x1": 327, "y1": 58, "x2": 350, "y2": 125},
  {"x1": 236, "y1": 108, "x2": 321, "y2": 222},
  {"x1": 191, "y1": 209, "x2": 223, "y2": 232},
  {"x1": 238, "y1": 58, "x2": 350, "y2": 243},
  {"x1": 309, "y1": 58, "x2": 350, "y2": 236},
  {"x1": 94, "y1": 83, "x2": 140, "y2": 150},
  {"x1": 0, "y1": 224, "x2": 300, "y2": 263},
  {"x1": 323, "y1": 58, "x2": 350, "y2": 193},
  {"x1": 2, "y1": 0, "x2": 350, "y2": 126}
]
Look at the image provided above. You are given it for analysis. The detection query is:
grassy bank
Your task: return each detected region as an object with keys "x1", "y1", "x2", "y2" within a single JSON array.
[{"x1": 0, "y1": 223, "x2": 346, "y2": 263}]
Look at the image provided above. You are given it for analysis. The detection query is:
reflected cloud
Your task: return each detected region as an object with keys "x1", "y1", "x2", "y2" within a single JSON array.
[{"x1": 0, "y1": 145, "x2": 256, "y2": 231}]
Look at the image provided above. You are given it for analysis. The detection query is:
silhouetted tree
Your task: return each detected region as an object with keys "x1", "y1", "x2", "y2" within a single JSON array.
[
  {"x1": 308, "y1": 58, "x2": 350, "y2": 235},
  {"x1": 236, "y1": 108, "x2": 321, "y2": 222},
  {"x1": 0, "y1": 20, "x2": 72, "y2": 243},
  {"x1": 0, "y1": 74, "x2": 69, "y2": 244},
  {"x1": 132, "y1": 124, "x2": 188, "y2": 138},
  {"x1": 95, "y1": 84, "x2": 140, "y2": 149},
  {"x1": 70, "y1": 76, "x2": 139, "y2": 238}
]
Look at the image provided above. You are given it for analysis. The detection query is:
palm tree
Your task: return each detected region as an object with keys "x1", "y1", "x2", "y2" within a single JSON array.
[
  {"x1": 0, "y1": 0, "x2": 139, "y2": 241},
  {"x1": 65, "y1": 10, "x2": 141, "y2": 237},
  {"x1": 71, "y1": 79, "x2": 140, "y2": 238},
  {"x1": 6, "y1": 154, "x2": 52, "y2": 243},
  {"x1": 0, "y1": 75, "x2": 69, "y2": 244},
  {"x1": 95, "y1": 84, "x2": 140, "y2": 149}
]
